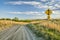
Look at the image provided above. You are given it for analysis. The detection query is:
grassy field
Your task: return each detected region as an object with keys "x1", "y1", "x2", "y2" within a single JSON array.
[
  {"x1": 26, "y1": 19, "x2": 60, "y2": 40},
  {"x1": 0, "y1": 20, "x2": 31, "y2": 31},
  {"x1": 0, "y1": 20, "x2": 14, "y2": 31},
  {"x1": 0, "y1": 19, "x2": 60, "y2": 40}
]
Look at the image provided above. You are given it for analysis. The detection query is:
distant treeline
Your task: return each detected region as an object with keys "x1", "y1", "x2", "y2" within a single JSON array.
[
  {"x1": 0, "y1": 17, "x2": 60, "y2": 22},
  {"x1": 0, "y1": 17, "x2": 31, "y2": 22},
  {"x1": 0, "y1": 17, "x2": 39, "y2": 22}
]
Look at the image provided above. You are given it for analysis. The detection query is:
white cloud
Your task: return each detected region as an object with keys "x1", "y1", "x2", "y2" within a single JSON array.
[
  {"x1": 31, "y1": 15, "x2": 47, "y2": 19},
  {"x1": 6, "y1": 1, "x2": 40, "y2": 5},
  {"x1": 9, "y1": 11, "x2": 47, "y2": 19},
  {"x1": 40, "y1": 0, "x2": 48, "y2": 2},
  {"x1": 6, "y1": 0, "x2": 60, "y2": 9},
  {"x1": 55, "y1": 4, "x2": 60, "y2": 8},
  {"x1": 6, "y1": 1, "x2": 60, "y2": 19},
  {"x1": 8, "y1": 11, "x2": 60, "y2": 19},
  {"x1": 51, "y1": 15, "x2": 60, "y2": 19},
  {"x1": 5, "y1": 1, "x2": 59, "y2": 10},
  {"x1": 5, "y1": 1, "x2": 50, "y2": 9},
  {"x1": 9, "y1": 11, "x2": 44, "y2": 15},
  {"x1": 53, "y1": 11, "x2": 60, "y2": 14},
  {"x1": 51, "y1": 10, "x2": 60, "y2": 19},
  {"x1": 5, "y1": 1, "x2": 60, "y2": 19}
]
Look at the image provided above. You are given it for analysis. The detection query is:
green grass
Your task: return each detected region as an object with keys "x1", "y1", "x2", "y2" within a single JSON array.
[{"x1": 26, "y1": 23, "x2": 60, "y2": 40}]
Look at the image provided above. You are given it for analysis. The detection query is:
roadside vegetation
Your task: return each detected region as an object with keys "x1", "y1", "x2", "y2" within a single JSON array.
[
  {"x1": 0, "y1": 17, "x2": 60, "y2": 40},
  {"x1": 0, "y1": 20, "x2": 13, "y2": 31},
  {"x1": 0, "y1": 17, "x2": 33, "y2": 31},
  {"x1": 51, "y1": 19, "x2": 60, "y2": 25},
  {"x1": 26, "y1": 20, "x2": 60, "y2": 40}
]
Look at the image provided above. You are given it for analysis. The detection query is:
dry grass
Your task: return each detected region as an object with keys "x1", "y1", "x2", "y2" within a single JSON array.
[
  {"x1": 31, "y1": 20, "x2": 60, "y2": 32},
  {"x1": 40, "y1": 21, "x2": 60, "y2": 32},
  {"x1": 0, "y1": 20, "x2": 13, "y2": 31},
  {"x1": 0, "y1": 20, "x2": 60, "y2": 32},
  {"x1": 0, "y1": 20, "x2": 29, "y2": 31}
]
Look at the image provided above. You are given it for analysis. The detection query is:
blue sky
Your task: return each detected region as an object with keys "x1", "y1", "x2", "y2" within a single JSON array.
[{"x1": 0, "y1": 0, "x2": 60, "y2": 19}]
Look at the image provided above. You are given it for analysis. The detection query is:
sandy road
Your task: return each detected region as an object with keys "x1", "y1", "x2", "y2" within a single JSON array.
[{"x1": 0, "y1": 25, "x2": 44, "y2": 40}]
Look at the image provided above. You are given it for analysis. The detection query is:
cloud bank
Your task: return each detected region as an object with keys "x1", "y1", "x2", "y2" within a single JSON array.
[
  {"x1": 5, "y1": 0, "x2": 60, "y2": 19},
  {"x1": 5, "y1": 0, "x2": 60, "y2": 10}
]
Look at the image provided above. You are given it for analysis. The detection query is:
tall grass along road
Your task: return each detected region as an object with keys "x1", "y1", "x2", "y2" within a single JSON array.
[{"x1": 0, "y1": 25, "x2": 44, "y2": 40}]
